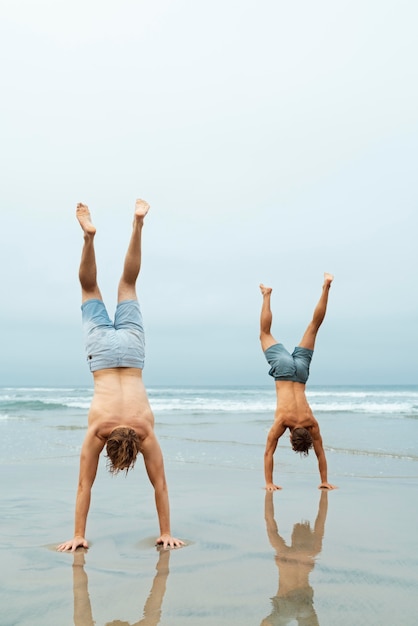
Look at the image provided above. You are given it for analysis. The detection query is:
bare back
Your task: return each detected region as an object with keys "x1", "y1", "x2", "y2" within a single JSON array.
[
  {"x1": 88, "y1": 368, "x2": 154, "y2": 441},
  {"x1": 274, "y1": 381, "x2": 318, "y2": 432}
]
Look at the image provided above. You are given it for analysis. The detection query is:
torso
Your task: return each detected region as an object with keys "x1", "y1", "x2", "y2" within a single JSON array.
[
  {"x1": 274, "y1": 380, "x2": 317, "y2": 431},
  {"x1": 88, "y1": 368, "x2": 154, "y2": 442}
]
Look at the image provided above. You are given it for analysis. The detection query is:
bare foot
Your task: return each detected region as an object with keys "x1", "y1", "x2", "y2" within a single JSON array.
[
  {"x1": 134, "y1": 198, "x2": 150, "y2": 222},
  {"x1": 260, "y1": 283, "x2": 272, "y2": 296},
  {"x1": 324, "y1": 272, "x2": 334, "y2": 286},
  {"x1": 76, "y1": 203, "x2": 96, "y2": 236}
]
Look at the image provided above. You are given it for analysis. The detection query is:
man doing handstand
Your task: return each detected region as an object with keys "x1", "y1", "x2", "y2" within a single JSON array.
[
  {"x1": 58, "y1": 199, "x2": 183, "y2": 552},
  {"x1": 259, "y1": 274, "x2": 337, "y2": 492}
]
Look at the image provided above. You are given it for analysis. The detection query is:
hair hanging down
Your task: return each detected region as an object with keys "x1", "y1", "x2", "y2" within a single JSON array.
[
  {"x1": 291, "y1": 427, "x2": 313, "y2": 456},
  {"x1": 106, "y1": 426, "x2": 141, "y2": 475}
]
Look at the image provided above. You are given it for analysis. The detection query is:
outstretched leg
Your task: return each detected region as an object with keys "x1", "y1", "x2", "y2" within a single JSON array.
[
  {"x1": 298, "y1": 273, "x2": 333, "y2": 351},
  {"x1": 259, "y1": 284, "x2": 278, "y2": 351},
  {"x1": 117, "y1": 198, "x2": 150, "y2": 302},
  {"x1": 77, "y1": 203, "x2": 102, "y2": 303}
]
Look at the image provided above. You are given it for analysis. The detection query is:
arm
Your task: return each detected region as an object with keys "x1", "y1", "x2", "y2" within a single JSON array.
[
  {"x1": 264, "y1": 491, "x2": 287, "y2": 551},
  {"x1": 264, "y1": 421, "x2": 286, "y2": 491},
  {"x1": 311, "y1": 489, "x2": 328, "y2": 555},
  {"x1": 134, "y1": 549, "x2": 170, "y2": 626},
  {"x1": 142, "y1": 434, "x2": 184, "y2": 549},
  {"x1": 57, "y1": 430, "x2": 104, "y2": 552},
  {"x1": 311, "y1": 425, "x2": 337, "y2": 490},
  {"x1": 72, "y1": 551, "x2": 95, "y2": 626}
]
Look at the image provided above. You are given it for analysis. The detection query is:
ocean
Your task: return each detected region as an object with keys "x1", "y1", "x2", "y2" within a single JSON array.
[{"x1": 1, "y1": 384, "x2": 417, "y2": 476}]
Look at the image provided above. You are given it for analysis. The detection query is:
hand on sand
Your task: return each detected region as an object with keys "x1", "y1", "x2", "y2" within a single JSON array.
[
  {"x1": 265, "y1": 482, "x2": 282, "y2": 492},
  {"x1": 57, "y1": 536, "x2": 89, "y2": 552},
  {"x1": 318, "y1": 482, "x2": 338, "y2": 490},
  {"x1": 155, "y1": 533, "x2": 185, "y2": 549}
]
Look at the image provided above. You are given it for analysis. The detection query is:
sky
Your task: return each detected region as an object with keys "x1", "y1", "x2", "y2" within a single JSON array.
[{"x1": 1, "y1": 0, "x2": 417, "y2": 386}]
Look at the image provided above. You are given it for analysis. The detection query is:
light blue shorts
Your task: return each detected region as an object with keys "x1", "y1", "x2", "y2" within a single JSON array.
[
  {"x1": 81, "y1": 299, "x2": 145, "y2": 372},
  {"x1": 264, "y1": 343, "x2": 313, "y2": 383}
]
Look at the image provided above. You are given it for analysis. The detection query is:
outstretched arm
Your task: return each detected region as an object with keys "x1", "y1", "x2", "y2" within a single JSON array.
[
  {"x1": 72, "y1": 551, "x2": 94, "y2": 626},
  {"x1": 142, "y1": 434, "x2": 184, "y2": 549},
  {"x1": 57, "y1": 431, "x2": 104, "y2": 552},
  {"x1": 134, "y1": 549, "x2": 170, "y2": 626},
  {"x1": 312, "y1": 426, "x2": 337, "y2": 490},
  {"x1": 264, "y1": 422, "x2": 286, "y2": 491},
  {"x1": 311, "y1": 489, "x2": 328, "y2": 555},
  {"x1": 264, "y1": 491, "x2": 287, "y2": 551}
]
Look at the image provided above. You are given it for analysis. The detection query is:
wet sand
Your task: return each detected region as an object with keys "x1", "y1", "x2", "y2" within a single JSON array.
[{"x1": 2, "y1": 455, "x2": 418, "y2": 626}]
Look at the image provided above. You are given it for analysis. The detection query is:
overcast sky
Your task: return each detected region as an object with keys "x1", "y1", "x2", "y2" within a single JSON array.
[{"x1": 1, "y1": 0, "x2": 417, "y2": 386}]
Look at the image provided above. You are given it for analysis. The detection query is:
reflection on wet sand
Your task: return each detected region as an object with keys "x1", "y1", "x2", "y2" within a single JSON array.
[
  {"x1": 72, "y1": 549, "x2": 170, "y2": 626},
  {"x1": 261, "y1": 490, "x2": 328, "y2": 626}
]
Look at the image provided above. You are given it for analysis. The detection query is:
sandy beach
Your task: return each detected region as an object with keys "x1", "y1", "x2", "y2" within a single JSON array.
[{"x1": 2, "y1": 454, "x2": 418, "y2": 626}]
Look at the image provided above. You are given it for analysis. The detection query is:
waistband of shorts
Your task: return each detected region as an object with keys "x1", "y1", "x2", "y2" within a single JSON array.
[{"x1": 89, "y1": 357, "x2": 144, "y2": 371}]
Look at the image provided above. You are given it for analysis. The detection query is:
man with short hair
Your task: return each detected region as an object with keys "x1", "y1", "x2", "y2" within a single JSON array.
[
  {"x1": 58, "y1": 199, "x2": 183, "y2": 552},
  {"x1": 259, "y1": 274, "x2": 337, "y2": 491}
]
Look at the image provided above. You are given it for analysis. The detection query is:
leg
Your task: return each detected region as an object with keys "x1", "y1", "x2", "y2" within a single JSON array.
[
  {"x1": 298, "y1": 273, "x2": 333, "y2": 350},
  {"x1": 117, "y1": 199, "x2": 150, "y2": 302},
  {"x1": 259, "y1": 284, "x2": 278, "y2": 351},
  {"x1": 76, "y1": 203, "x2": 102, "y2": 303}
]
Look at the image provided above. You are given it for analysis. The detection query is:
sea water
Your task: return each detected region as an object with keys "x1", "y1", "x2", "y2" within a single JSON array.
[{"x1": 1, "y1": 385, "x2": 417, "y2": 480}]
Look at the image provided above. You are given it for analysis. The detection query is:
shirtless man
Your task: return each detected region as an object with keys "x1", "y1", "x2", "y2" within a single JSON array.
[
  {"x1": 58, "y1": 199, "x2": 183, "y2": 552},
  {"x1": 261, "y1": 490, "x2": 328, "y2": 625},
  {"x1": 259, "y1": 274, "x2": 337, "y2": 492}
]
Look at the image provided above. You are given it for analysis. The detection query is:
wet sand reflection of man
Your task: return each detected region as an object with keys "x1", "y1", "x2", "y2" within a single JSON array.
[
  {"x1": 72, "y1": 549, "x2": 170, "y2": 626},
  {"x1": 260, "y1": 491, "x2": 328, "y2": 626}
]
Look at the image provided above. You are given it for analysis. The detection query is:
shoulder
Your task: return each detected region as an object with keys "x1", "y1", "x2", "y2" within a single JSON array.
[
  {"x1": 82, "y1": 427, "x2": 106, "y2": 453},
  {"x1": 309, "y1": 420, "x2": 322, "y2": 441},
  {"x1": 270, "y1": 419, "x2": 287, "y2": 437},
  {"x1": 140, "y1": 429, "x2": 161, "y2": 454}
]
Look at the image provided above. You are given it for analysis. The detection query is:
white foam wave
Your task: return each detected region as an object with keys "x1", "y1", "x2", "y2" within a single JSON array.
[
  {"x1": 151, "y1": 399, "x2": 418, "y2": 415},
  {"x1": 151, "y1": 399, "x2": 275, "y2": 412},
  {"x1": 61, "y1": 401, "x2": 91, "y2": 410},
  {"x1": 307, "y1": 390, "x2": 418, "y2": 399},
  {"x1": 1, "y1": 386, "x2": 417, "y2": 416},
  {"x1": 310, "y1": 401, "x2": 416, "y2": 414}
]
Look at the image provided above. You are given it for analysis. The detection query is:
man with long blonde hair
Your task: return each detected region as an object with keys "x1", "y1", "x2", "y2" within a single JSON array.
[{"x1": 58, "y1": 199, "x2": 183, "y2": 552}]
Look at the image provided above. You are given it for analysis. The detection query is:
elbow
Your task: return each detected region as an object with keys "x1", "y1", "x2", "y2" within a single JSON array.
[
  {"x1": 154, "y1": 478, "x2": 168, "y2": 495},
  {"x1": 77, "y1": 478, "x2": 93, "y2": 493},
  {"x1": 264, "y1": 450, "x2": 273, "y2": 464}
]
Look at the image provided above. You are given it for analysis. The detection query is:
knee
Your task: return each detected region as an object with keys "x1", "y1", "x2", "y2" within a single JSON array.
[{"x1": 118, "y1": 281, "x2": 137, "y2": 302}]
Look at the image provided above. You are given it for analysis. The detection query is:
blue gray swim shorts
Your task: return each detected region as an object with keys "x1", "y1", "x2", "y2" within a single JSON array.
[
  {"x1": 264, "y1": 343, "x2": 313, "y2": 383},
  {"x1": 81, "y1": 299, "x2": 145, "y2": 372}
]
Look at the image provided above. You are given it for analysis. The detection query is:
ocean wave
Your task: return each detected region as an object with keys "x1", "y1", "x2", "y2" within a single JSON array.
[
  {"x1": 0, "y1": 399, "x2": 91, "y2": 412},
  {"x1": 326, "y1": 445, "x2": 418, "y2": 462},
  {"x1": 1, "y1": 386, "x2": 417, "y2": 416},
  {"x1": 310, "y1": 401, "x2": 418, "y2": 415},
  {"x1": 1, "y1": 396, "x2": 417, "y2": 415},
  {"x1": 152, "y1": 399, "x2": 418, "y2": 415},
  {"x1": 151, "y1": 399, "x2": 275, "y2": 413},
  {"x1": 0, "y1": 400, "x2": 67, "y2": 411},
  {"x1": 0, "y1": 387, "x2": 83, "y2": 393},
  {"x1": 307, "y1": 390, "x2": 418, "y2": 399}
]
